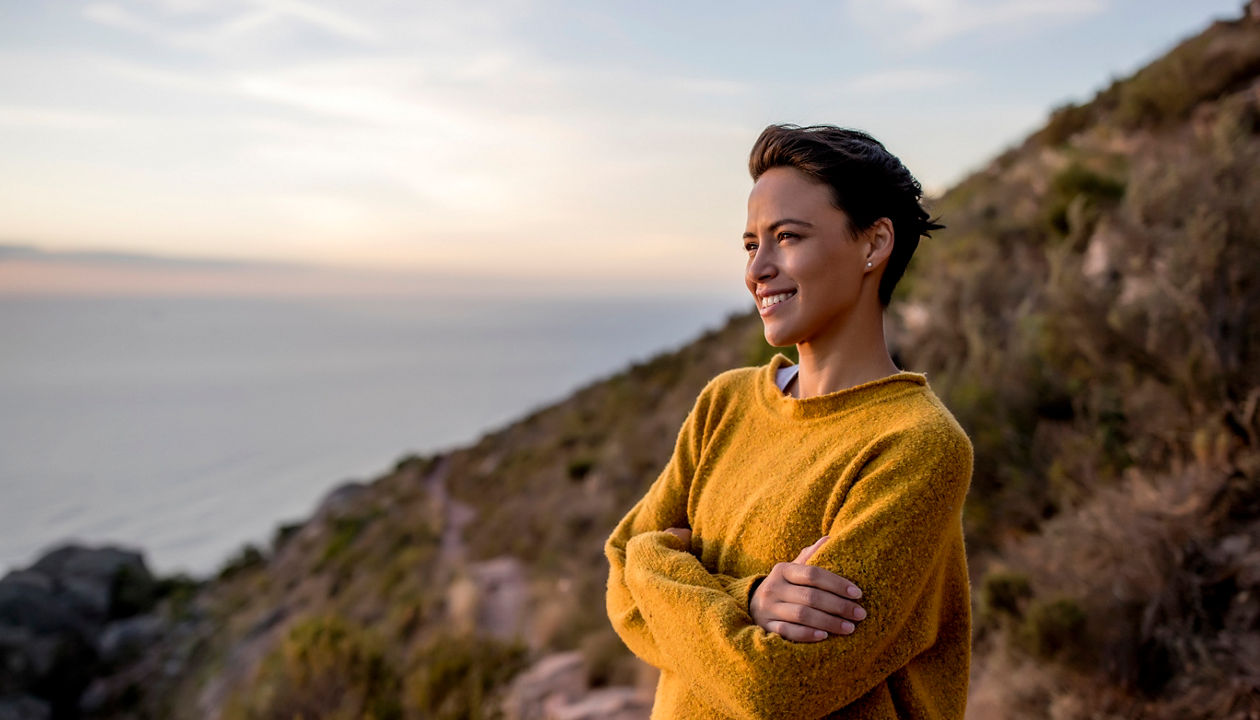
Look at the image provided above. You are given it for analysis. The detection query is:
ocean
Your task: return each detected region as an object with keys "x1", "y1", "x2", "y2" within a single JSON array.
[{"x1": 0, "y1": 293, "x2": 747, "y2": 576}]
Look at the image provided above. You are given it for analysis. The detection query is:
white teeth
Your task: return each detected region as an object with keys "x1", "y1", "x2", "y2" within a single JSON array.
[{"x1": 760, "y1": 291, "x2": 796, "y2": 308}]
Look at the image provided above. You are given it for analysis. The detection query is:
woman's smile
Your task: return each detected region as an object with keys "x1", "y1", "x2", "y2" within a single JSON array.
[{"x1": 757, "y1": 288, "x2": 798, "y2": 316}]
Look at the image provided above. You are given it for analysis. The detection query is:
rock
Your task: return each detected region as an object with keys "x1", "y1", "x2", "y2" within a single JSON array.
[
  {"x1": 501, "y1": 651, "x2": 586, "y2": 720},
  {"x1": 446, "y1": 557, "x2": 527, "y2": 641},
  {"x1": 98, "y1": 615, "x2": 165, "y2": 666},
  {"x1": 0, "y1": 572, "x2": 51, "y2": 594},
  {"x1": 0, "y1": 625, "x2": 66, "y2": 692},
  {"x1": 1081, "y1": 217, "x2": 1124, "y2": 283},
  {"x1": 28, "y1": 544, "x2": 154, "y2": 621},
  {"x1": 544, "y1": 686, "x2": 651, "y2": 720},
  {"x1": 0, "y1": 622, "x2": 95, "y2": 716},
  {"x1": 0, "y1": 695, "x2": 51, "y2": 720},
  {"x1": 313, "y1": 482, "x2": 369, "y2": 522},
  {"x1": 244, "y1": 606, "x2": 286, "y2": 641},
  {"x1": 0, "y1": 580, "x2": 91, "y2": 638},
  {"x1": 0, "y1": 544, "x2": 160, "y2": 715},
  {"x1": 77, "y1": 679, "x2": 111, "y2": 715}
]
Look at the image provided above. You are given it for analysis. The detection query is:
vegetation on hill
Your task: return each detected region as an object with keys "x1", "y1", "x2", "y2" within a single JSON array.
[
  {"x1": 902, "y1": 12, "x2": 1260, "y2": 717},
  {"x1": 108, "y1": 10, "x2": 1259, "y2": 720}
]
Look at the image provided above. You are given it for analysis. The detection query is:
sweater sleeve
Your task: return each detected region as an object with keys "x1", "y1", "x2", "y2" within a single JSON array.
[
  {"x1": 623, "y1": 425, "x2": 973, "y2": 720},
  {"x1": 604, "y1": 380, "x2": 768, "y2": 671}
]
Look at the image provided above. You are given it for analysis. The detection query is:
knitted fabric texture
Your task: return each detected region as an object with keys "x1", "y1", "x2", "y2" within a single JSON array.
[{"x1": 604, "y1": 353, "x2": 973, "y2": 719}]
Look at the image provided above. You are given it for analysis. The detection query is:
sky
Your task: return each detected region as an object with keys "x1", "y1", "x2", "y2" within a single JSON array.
[{"x1": 0, "y1": 0, "x2": 1247, "y2": 298}]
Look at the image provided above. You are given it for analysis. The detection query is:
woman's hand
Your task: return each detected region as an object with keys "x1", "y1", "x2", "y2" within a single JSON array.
[
  {"x1": 663, "y1": 527, "x2": 692, "y2": 547},
  {"x1": 663, "y1": 528, "x2": 864, "y2": 641},
  {"x1": 749, "y1": 536, "x2": 867, "y2": 642}
]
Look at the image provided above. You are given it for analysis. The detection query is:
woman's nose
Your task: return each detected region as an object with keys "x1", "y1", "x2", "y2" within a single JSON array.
[{"x1": 747, "y1": 245, "x2": 776, "y2": 282}]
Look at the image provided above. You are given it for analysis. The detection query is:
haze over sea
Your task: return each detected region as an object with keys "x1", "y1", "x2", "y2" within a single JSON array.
[{"x1": 1, "y1": 292, "x2": 743, "y2": 576}]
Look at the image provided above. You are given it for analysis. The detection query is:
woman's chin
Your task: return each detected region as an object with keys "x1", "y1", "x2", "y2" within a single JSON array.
[{"x1": 762, "y1": 328, "x2": 797, "y2": 348}]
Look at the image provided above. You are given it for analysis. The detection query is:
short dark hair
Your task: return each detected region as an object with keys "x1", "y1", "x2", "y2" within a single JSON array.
[{"x1": 749, "y1": 124, "x2": 943, "y2": 307}]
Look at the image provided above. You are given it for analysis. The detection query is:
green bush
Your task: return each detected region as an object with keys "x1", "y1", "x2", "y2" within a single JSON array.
[
  {"x1": 979, "y1": 570, "x2": 1033, "y2": 622},
  {"x1": 321, "y1": 514, "x2": 374, "y2": 566},
  {"x1": 1042, "y1": 163, "x2": 1125, "y2": 238},
  {"x1": 272, "y1": 522, "x2": 303, "y2": 551},
  {"x1": 153, "y1": 573, "x2": 202, "y2": 619},
  {"x1": 1037, "y1": 102, "x2": 1095, "y2": 146},
  {"x1": 580, "y1": 630, "x2": 637, "y2": 688},
  {"x1": 227, "y1": 615, "x2": 402, "y2": 720},
  {"x1": 1114, "y1": 22, "x2": 1260, "y2": 129},
  {"x1": 1019, "y1": 597, "x2": 1089, "y2": 664},
  {"x1": 218, "y1": 544, "x2": 266, "y2": 582},
  {"x1": 110, "y1": 562, "x2": 158, "y2": 619},
  {"x1": 567, "y1": 457, "x2": 596, "y2": 482},
  {"x1": 392, "y1": 452, "x2": 433, "y2": 474},
  {"x1": 406, "y1": 632, "x2": 529, "y2": 720}
]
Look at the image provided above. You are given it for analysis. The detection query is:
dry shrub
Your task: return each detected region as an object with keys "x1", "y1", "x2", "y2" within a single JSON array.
[
  {"x1": 404, "y1": 629, "x2": 529, "y2": 720},
  {"x1": 226, "y1": 615, "x2": 402, "y2": 720},
  {"x1": 1002, "y1": 455, "x2": 1258, "y2": 703},
  {"x1": 1111, "y1": 18, "x2": 1260, "y2": 129},
  {"x1": 970, "y1": 450, "x2": 1260, "y2": 717},
  {"x1": 580, "y1": 629, "x2": 640, "y2": 688},
  {"x1": 967, "y1": 629, "x2": 1134, "y2": 720},
  {"x1": 978, "y1": 569, "x2": 1033, "y2": 624}
]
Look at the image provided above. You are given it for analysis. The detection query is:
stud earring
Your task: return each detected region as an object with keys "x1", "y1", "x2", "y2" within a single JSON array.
[{"x1": 866, "y1": 261, "x2": 872, "y2": 267}]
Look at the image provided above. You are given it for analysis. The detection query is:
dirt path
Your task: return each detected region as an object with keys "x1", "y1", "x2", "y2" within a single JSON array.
[{"x1": 424, "y1": 454, "x2": 477, "y2": 577}]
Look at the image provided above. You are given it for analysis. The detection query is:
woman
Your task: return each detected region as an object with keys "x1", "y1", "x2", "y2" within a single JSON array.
[{"x1": 604, "y1": 124, "x2": 973, "y2": 719}]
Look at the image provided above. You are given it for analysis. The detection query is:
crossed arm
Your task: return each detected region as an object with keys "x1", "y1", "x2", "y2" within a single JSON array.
[{"x1": 603, "y1": 395, "x2": 972, "y2": 719}]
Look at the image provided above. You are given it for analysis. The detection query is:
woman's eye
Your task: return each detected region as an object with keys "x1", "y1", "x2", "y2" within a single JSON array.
[
  {"x1": 744, "y1": 242, "x2": 758, "y2": 252},
  {"x1": 777, "y1": 232, "x2": 797, "y2": 242}
]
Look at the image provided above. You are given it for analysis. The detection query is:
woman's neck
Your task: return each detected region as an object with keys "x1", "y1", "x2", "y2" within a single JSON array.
[{"x1": 790, "y1": 305, "x2": 899, "y2": 399}]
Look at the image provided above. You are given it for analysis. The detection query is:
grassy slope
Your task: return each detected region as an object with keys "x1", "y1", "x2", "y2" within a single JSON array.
[{"x1": 139, "y1": 11, "x2": 1260, "y2": 720}]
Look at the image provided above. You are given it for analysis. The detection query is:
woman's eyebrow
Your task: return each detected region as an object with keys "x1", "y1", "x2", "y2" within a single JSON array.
[{"x1": 743, "y1": 218, "x2": 815, "y2": 238}]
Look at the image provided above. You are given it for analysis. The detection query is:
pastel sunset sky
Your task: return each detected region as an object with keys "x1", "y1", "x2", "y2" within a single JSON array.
[{"x1": 0, "y1": 0, "x2": 1243, "y2": 297}]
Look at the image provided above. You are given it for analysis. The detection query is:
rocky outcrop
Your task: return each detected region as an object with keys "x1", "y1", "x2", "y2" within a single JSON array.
[
  {"x1": 0, "y1": 545, "x2": 166, "y2": 718},
  {"x1": 500, "y1": 651, "x2": 651, "y2": 720},
  {"x1": 446, "y1": 556, "x2": 528, "y2": 641},
  {"x1": 0, "y1": 695, "x2": 51, "y2": 720},
  {"x1": 501, "y1": 651, "x2": 587, "y2": 720},
  {"x1": 545, "y1": 687, "x2": 650, "y2": 720}
]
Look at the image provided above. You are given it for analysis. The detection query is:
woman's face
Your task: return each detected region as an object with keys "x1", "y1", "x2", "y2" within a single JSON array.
[{"x1": 743, "y1": 166, "x2": 871, "y2": 348}]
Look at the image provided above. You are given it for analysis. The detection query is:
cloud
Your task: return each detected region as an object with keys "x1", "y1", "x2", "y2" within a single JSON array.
[
  {"x1": 844, "y1": 68, "x2": 974, "y2": 93},
  {"x1": 849, "y1": 0, "x2": 1108, "y2": 48},
  {"x1": 247, "y1": 0, "x2": 380, "y2": 43},
  {"x1": 0, "y1": 105, "x2": 128, "y2": 130},
  {"x1": 8, "y1": 0, "x2": 1125, "y2": 287},
  {"x1": 82, "y1": 0, "x2": 380, "y2": 54}
]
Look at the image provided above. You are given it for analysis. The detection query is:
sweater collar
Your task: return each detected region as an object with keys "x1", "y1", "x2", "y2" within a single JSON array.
[{"x1": 758, "y1": 353, "x2": 929, "y2": 421}]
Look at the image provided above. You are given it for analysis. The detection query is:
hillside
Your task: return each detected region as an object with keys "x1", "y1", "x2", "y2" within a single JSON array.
[
  {"x1": 898, "y1": 8, "x2": 1260, "y2": 716},
  {"x1": 27, "y1": 7, "x2": 1260, "y2": 720}
]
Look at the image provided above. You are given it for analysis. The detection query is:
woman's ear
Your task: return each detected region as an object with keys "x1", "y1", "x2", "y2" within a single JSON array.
[{"x1": 865, "y1": 218, "x2": 895, "y2": 267}]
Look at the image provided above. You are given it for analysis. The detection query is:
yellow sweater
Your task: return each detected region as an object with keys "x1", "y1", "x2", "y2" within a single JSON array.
[{"x1": 604, "y1": 353, "x2": 973, "y2": 719}]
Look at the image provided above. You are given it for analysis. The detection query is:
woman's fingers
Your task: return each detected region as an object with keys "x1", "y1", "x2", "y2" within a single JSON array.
[
  {"x1": 765, "y1": 614, "x2": 853, "y2": 642},
  {"x1": 663, "y1": 527, "x2": 691, "y2": 545},
  {"x1": 770, "y1": 600, "x2": 859, "y2": 637},
  {"x1": 784, "y1": 561, "x2": 862, "y2": 600},
  {"x1": 756, "y1": 592, "x2": 866, "y2": 643},
  {"x1": 791, "y1": 537, "x2": 862, "y2": 598},
  {"x1": 792, "y1": 535, "x2": 829, "y2": 563},
  {"x1": 784, "y1": 585, "x2": 867, "y2": 623},
  {"x1": 751, "y1": 559, "x2": 867, "y2": 640},
  {"x1": 750, "y1": 538, "x2": 866, "y2": 641}
]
